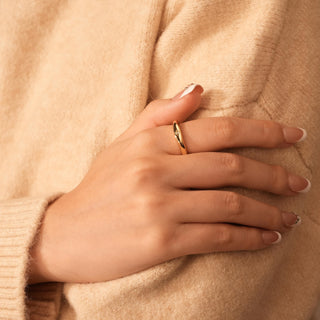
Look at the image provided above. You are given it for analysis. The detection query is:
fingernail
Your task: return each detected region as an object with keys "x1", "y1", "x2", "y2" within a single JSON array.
[
  {"x1": 282, "y1": 211, "x2": 302, "y2": 227},
  {"x1": 282, "y1": 127, "x2": 307, "y2": 143},
  {"x1": 288, "y1": 174, "x2": 311, "y2": 193},
  {"x1": 172, "y1": 83, "x2": 203, "y2": 100},
  {"x1": 262, "y1": 231, "x2": 282, "y2": 245}
]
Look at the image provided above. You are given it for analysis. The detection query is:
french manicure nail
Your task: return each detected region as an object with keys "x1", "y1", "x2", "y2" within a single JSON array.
[
  {"x1": 282, "y1": 211, "x2": 302, "y2": 227},
  {"x1": 179, "y1": 83, "x2": 202, "y2": 99},
  {"x1": 282, "y1": 127, "x2": 307, "y2": 143},
  {"x1": 296, "y1": 127, "x2": 307, "y2": 142},
  {"x1": 288, "y1": 174, "x2": 311, "y2": 193},
  {"x1": 298, "y1": 178, "x2": 311, "y2": 193},
  {"x1": 172, "y1": 83, "x2": 203, "y2": 100},
  {"x1": 262, "y1": 231, "x2": 282, "y2": 245}
]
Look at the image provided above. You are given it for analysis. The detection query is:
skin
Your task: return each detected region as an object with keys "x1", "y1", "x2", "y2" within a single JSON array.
[{"x1": 27, "y1": 85, "x2": 308, "y2": 285}]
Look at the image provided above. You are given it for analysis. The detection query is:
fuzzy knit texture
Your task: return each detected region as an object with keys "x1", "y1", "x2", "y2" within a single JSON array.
[{"x1": 0, "y1": 0, "x2": 319, "y2": 319}]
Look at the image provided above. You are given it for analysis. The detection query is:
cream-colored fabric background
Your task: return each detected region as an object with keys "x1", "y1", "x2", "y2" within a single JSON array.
[{"x1": 0, "y1": 1, "x2": 319, "y2": 319}]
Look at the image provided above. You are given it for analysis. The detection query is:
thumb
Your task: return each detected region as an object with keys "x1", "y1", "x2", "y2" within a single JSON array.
[{"x1": 119, "y1": 83, "x2": 204, "y2": 141}]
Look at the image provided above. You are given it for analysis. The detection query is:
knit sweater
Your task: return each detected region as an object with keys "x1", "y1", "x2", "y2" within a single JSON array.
[{"x1": 0, "y1": 0, "x2": 319, "y2": 319}]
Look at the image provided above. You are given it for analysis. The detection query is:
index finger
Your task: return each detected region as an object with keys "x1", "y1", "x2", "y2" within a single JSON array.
[{"x1": 154, "y1": 117, "x2": 306, "y2": 154}]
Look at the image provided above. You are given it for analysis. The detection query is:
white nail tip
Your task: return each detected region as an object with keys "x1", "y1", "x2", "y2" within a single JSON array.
[
  {"x1": 272, "y1": 231, "x2": 282, "y2": 244},
  {"x1": 298, "y1": 178, "x2": 311, "y2": 193},
  {"x1": 179, "y1": 83, "x2": 198, "y2": 99},
  {"x1": 297, "y1": 127, "x2": 307, "y2": 142},
  {"x1": 294, "y1": 215, "x2": 302, "y2": 226}
]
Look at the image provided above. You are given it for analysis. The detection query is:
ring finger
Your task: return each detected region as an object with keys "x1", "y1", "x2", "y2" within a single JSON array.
[{"x1": 166, "y1": 189, "x2": 299, "y2": 232}]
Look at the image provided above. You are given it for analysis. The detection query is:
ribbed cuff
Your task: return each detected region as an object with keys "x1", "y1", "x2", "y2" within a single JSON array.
[{"x1": 0, "y1": 194, "x2": 63, "y2": 320}]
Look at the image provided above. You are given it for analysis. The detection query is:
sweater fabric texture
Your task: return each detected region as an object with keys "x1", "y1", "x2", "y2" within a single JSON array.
[{"x1": 0, "y1": 0, "x2": 319, "y2": 319}]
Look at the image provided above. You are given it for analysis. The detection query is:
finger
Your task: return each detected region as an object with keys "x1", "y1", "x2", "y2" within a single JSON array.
[
  {"x1": 153, "y1": 117, "x2": 306, "y2": 154},
  {"x1": 117, "y1": 84, "x2": 204, "y2": 141},
  {"x1": 166, "y1": 190, "x2": 300, "y2": 232},
  {"x1": 170, "y1": 223, "x2": 282, "y2": 257},
  {"x1": 165, "y1": 152, "x2": 310, "y2": 195}
]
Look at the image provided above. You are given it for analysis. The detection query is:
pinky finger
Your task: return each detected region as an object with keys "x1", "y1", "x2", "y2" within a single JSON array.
[{"x1": 171, "y1": 223, "x2": 281, "y2": 256}]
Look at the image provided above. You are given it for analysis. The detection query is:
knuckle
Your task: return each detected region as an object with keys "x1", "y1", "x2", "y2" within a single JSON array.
[
  {"x1": 221, "y1": 153, "x2": 244, "y2": 175},
  {"x1": 133, "y1": 130, "x2": 156, "y2": 150},
  {"x1": 136, "y1": 191, "x2": 163, "y2": 221},
  {"x1": 129, "y1": 157, "x2": 159, "y2": 186},
  {"x1": 270, "y1": 164, "x2": 288, "y2": 192},
  {"x1": 224, "y1": 192, "x2": 243, "y2": 218},
  {"x1": 146, "y1": 225, "x2": 175, "y2": 257},
  {"x1": 215, "y1": 118, "x2": 237, "y2": 141},
  {"x1": 214, "y1": 225, "x2": 233, "y2": 247}
]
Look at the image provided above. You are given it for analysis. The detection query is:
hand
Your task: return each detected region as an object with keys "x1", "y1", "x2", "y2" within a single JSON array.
[{"x1": 28, "y1": 84, "x2": 309, "y2": 285}]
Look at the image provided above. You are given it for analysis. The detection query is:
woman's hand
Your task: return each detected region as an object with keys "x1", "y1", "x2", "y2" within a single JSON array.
[{"x1": 28, "y1": 84, "x2": 309, "y2": 285}]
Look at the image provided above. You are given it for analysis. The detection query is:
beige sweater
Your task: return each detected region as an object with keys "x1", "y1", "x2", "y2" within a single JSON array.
[{"x1": 0, "y1": 0, "x2": 319, "y2": 319}]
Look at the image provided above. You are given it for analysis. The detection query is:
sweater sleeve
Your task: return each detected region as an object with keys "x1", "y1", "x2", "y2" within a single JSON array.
[{"x1": 0, "y1": 194, "x2": 63, "y2": 320}]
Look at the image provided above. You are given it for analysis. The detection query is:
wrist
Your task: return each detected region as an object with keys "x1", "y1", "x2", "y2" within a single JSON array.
[
  {"x1": 27, "y1": 197, "x2": 64, "y2": 285},
  {"x1": 27, "y1": 216, "x2": 53, "y2": 285}
]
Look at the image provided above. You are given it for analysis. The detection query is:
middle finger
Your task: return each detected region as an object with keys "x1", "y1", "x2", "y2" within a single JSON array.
[{"x1": 165, "y1": 152, "x2": 309, "y2": 195}]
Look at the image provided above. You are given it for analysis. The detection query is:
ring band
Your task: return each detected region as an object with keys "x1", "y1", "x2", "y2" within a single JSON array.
[{"x1": 173, "y1": 120, "x2": 188, "y2": 155}]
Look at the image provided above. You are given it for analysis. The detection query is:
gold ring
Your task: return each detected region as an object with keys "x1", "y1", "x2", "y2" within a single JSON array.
[{"x1": 173, "y1": 120, "x2": 188, "y2": 155}]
